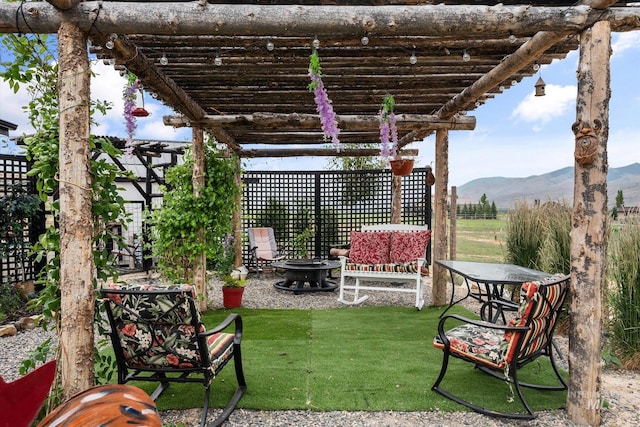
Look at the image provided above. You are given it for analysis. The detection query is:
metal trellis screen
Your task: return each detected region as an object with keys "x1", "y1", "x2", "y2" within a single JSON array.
[
  {"x1": 242, "y1": 167, "x2": 432, "y2": 266},
  {"x1": 0, "y1": 154, "x2": 44, "y2": 285}
]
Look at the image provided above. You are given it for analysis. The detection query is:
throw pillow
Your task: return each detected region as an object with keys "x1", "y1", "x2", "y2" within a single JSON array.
[
  {"x1": 348, "y1": 231, "x2": 391, "y2": 264},
  {"x1": 389, "y1": 230, "x2": 432, "y2": 263}
]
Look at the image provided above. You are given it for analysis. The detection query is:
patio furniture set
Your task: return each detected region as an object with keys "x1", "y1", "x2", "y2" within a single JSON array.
[{"x1": 3, "y1": 226, "x2": 566, "y2": 425}]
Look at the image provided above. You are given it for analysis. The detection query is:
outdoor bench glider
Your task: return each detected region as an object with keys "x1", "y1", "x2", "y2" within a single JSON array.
[{"x1": 338, "y1": 224, "x2": 431, "y2": 310}]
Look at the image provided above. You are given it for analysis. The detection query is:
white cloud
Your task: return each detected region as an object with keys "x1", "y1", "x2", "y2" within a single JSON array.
[
  {"x1": 612, "y1": 32, "x2": 640, "y2": 58},
  {"x1": 511, "y1": 84, "x2": 576, "y2": 125}
]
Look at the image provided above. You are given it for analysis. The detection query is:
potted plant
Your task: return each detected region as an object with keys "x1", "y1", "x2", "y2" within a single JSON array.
[
  {"x1": 218, "y1": 233, "x2": 246, "y2": 308},
  {"x1": 378, "y1": 95, "x2": 414, "y2": 176}
]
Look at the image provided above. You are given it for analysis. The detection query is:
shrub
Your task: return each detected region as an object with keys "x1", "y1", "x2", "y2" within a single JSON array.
[
  {"x1": 607, "y1": 217, "x2": 640, "y2": 369},
  {"x1": 151, "y1": 144, "x2": 241, "y2": 283},
  {"x1": 504, "y1": 200, "x2": 545, "y2": 269},
  {"x1": 538, "y1": 201, "x2": 572, "y2": 274}
]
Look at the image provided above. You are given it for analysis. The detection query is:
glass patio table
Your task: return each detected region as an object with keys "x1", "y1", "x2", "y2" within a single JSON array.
[{"x1": 435, "y1": 260, "x2": 553, "y2": 319}]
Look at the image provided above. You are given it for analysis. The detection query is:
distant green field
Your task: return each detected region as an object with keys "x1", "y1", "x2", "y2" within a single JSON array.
[{"x1": 453, "y1": 217, "x2": 507, "y2": 263}]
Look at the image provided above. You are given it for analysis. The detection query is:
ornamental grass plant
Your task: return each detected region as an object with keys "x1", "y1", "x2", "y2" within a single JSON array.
[{"x1": 607, "y1": 216, "x2": 640, "y2": 369}]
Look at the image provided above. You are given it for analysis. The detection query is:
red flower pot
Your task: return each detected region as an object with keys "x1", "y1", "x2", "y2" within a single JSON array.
[
  {"x1": 390, "y1": 159, "x2": 414, "y2": 176},
  {"x1": 222, "y1": 287, "x2": 245, "y2": 308}
]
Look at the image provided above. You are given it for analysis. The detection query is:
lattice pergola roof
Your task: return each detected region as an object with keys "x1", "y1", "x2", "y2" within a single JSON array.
[{"x1": 2, "y1": 0, "x2": 638, "y2": 159}]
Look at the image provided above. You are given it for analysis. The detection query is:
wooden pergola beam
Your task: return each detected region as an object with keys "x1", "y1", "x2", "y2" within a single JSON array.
[
  {"x1": 436, "y1": 0, "x2": 621, "y2": 118},
  {"x1": 6, "y1": 3, "x2": 639, "y2": 36},
  {"x1": 240, "y1": 148, "x2": 419, "y2": 158},
  {"x1": 92, "y1": 33, "x2": 206, "y2": 122},
  {"x1": 163, "y1": 113, "x2": 476, "y2": 131}
]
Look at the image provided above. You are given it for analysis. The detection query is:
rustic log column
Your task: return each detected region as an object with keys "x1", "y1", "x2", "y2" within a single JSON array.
[
  {"x1": 57, "y1": 21, "x2": 94, "y2": 399},
  {"x1": 432, "y1": 129, "x2": 449, "y2": 306},
  {"x1": 233, "y1": 156, "x2": 243, "y2": 269},
  {"x1": 192, "y1": 127, "x2": 207, "y2": 312},
  {"x1": 391, "y1": 175, "x2": 402, "y2": 224},
  {"x1": 449, "y1": 186, "x2": 457, "y2": 260},
  {"x1": 567, "y1": 20, "x2": 610, "y2": 427}
]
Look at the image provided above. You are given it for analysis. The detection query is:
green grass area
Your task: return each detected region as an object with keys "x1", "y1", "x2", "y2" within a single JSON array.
[
  {"x1": 132, "y1": 306, "x2": 566, "y2": 415},
  {"x1": 454, "y1": 217, "x2": 507, "y2": 263}
]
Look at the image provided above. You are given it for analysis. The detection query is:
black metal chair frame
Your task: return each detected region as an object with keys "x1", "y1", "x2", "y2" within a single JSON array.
[
  {"x1": 101, "y1": 286, "x2": 246, "y2": 427},
  {"x1": 432, "y1": 275, "x2": 570, "y2": 420}
]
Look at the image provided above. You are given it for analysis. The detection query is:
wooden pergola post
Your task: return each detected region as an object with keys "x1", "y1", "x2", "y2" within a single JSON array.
[
  {"x1": 57, "y1": 19, "x2": 94, "y2": 399},
  {"x1": 233, "y1": 156, "x2": 243, "y2": 269},
  {"x1": 432, "y1": 128, "x2": 449, "y2": 306},
  {"x1": 391, "y1": 175, "x2": 402, "y2": 224},
  {"x1": 192, "y1": 127, "x2": 207, "y2": 312},
  {"x1": 449, "y1": 186, "x2": 457, "y2": 260},
  {"x1": 567, "y1": 19, "x2": 611, "y2": 426}
]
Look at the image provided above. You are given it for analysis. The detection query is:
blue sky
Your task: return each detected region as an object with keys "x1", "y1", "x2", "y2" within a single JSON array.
[{"x1": 1, "y1": 32, "x2": 639, "y2": 187}]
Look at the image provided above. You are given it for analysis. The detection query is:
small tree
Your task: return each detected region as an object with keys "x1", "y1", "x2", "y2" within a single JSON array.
[{"x1": 615, "y1": 189, "x2": 624, "y2": 210}]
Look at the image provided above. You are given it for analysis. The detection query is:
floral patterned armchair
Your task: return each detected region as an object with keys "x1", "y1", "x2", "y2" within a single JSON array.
[
  {"x1": 432, "y1": 274, "x2": 570, "y2": 420},
  {"x1": 100, "y1": 283, "x2": 246, "y2": 427}
]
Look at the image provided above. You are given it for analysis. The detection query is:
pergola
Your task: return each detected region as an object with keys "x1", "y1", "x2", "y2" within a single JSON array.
[{"x1": 2, "y1": 1, "x2": 640, "y2": 425}]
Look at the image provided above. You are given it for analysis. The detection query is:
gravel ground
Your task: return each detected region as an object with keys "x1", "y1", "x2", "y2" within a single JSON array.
[{"x1": 2, "y1": 271, "x2": 638, "y2": 426}]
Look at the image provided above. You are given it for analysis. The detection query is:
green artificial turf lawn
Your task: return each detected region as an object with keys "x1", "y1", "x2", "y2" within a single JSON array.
[{"x1": 132, "y1": 305, "x2": 567, "y2": 416}]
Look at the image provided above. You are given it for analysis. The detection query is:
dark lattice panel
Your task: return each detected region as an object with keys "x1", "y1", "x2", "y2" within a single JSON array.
[
  {"x1": 1, "y1": 154, "x2": 41, "y2": 285},
  {"x1": 242, "y1": 168, "x2": 431, "y2": 265}
]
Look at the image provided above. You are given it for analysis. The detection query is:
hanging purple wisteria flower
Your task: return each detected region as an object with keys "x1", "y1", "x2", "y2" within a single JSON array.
[
  {"x1": 308, "y1": 51, "x2": 341, "y2": 151},
  {"x1": 123, "y1": 75, "x2": 141, "y2": 156},
  {"x1": 379, "y1": 95, "x2": 398, "y2": 161}
]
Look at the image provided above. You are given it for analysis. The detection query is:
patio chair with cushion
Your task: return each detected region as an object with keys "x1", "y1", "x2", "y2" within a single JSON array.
[
  {"x1": 100, "y1": 283, "x2": 246, "y2": 427},
  {"x1": 247, "y1": 227, "x2": 286, "y2": 274},
  {"x1": 432, "y1": 273, "x2": 570, "y2": 420}
]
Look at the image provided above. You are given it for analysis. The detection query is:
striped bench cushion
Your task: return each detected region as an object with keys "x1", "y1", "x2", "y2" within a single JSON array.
[{"x1": 345, "y1": 262, "x2": 429, "y2": 275}]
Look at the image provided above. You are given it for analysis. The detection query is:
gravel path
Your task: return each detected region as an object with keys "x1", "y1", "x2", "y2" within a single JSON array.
[{"x1": 2, "y1": 271, "x2": 638, "y2": 426}]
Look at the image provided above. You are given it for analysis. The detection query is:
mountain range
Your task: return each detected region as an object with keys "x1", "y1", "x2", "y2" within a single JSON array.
[{"x1": 457, "y1": 163, "x2": 640, "y2": 209}]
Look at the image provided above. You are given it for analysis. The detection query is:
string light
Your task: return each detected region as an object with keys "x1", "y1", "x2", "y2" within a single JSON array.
[
  {"x1": 499, "y1": 85, "x2": 505, "y2": 92},
  {"x1": 533, "y1": 61, "x2": 541, "y2": 71},
  {"x1": 511, "y1": 79, "x2": 517, "y2": 86},
  {"x1": 214, "y1": 53, "x2": 222, "y2": 66},
  {"x1": 409, "y1": 52, "x2": 417, "y2": 65},
  {"x1": 159, "y1": 53, "x2": 168, "y2": 66},
  {"x1": 105, "y1": 33, "x2": 117, "y2": 50},
  {"x1": 361, "y1": 34, "x2": 369, "y2": 46},
  {"x1": 312, "y1": 36, "x2": 320, "y2": 50},
  {"x1": 266, "y1": 40, "x2": 274, "y2": 51},
  {"x1": 508, "y1": 32, "x2": 517, "y2": 44},
  {"x1": 462, "y1": 50, "x2": 471, "y2": 62}
]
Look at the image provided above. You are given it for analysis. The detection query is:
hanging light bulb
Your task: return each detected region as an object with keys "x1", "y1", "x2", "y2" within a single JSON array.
[
  {"x1": 474, "y1": 101, "x2": 481, "y2": 107},
  {"x1": 105, "y1": 33, "x2": 117, "y2": 50},
  {"x1": 533, "y1": 61, "x2": 541, "y2": 72},
  {"x1": 508, "y1": 32, "x2": 517, "y2": 44},
  {"x1": 462, "y1": 50, "x2": 471, "y2": 62},
  {"x1": 312, "y1": 36, "x2": 320, "y2": 50},
  {"x1": 159, "y1": 53, "x2": 168, "y2": 66},
  {"x1": 214, "y1": 54, "x2": 222, "y2": 66},
  {"x1": 499, "y1": 85, "x2": 505, "y2": 92},
  {"x1": 511, "y1": 79, "x2": 517, "y2": 86},
  {"x1": 266, "y1": 40, "x2": 275, "y2": 51},
  {"x1": 409, "y1": 52, "x2": 417, "y2": 65},
  {"x1": 361, "y1": 34, "x2": 369, "y2": 46}
]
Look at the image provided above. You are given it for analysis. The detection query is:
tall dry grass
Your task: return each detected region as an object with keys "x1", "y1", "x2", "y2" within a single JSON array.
[{"x1": 607, "y1": 216, "x2": 640, "y2": 369}]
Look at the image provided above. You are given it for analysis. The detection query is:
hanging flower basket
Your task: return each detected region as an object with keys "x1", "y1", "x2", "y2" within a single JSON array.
[
  {"x1": 222, "y1": 286, "x2": 245, "y2": 308},
  {"x1": 131, "y1": 107, "x2": 150, "y2": 117},
  {"x1": 390, "y1": 159, "x2": 414, "y2": 176}
]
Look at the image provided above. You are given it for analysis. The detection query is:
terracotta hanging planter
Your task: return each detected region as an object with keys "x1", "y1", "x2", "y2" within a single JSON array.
[
  {"x1": 222, "y1": 286, "x2": 245, "y2": 308},
  {"x1": 389, "y1": 159, "x2": 414, "y2": 176}
]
